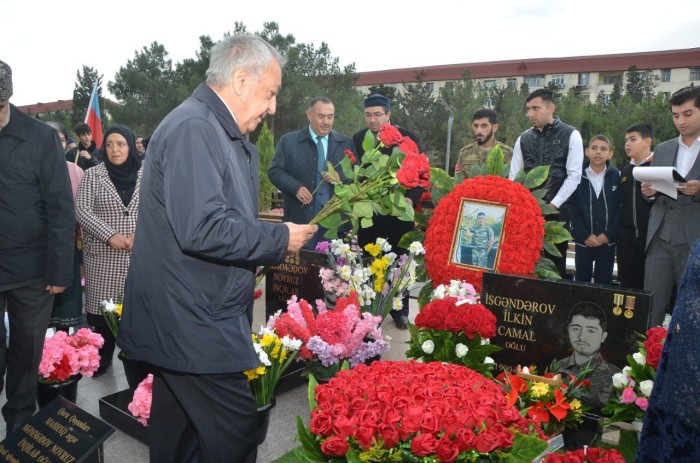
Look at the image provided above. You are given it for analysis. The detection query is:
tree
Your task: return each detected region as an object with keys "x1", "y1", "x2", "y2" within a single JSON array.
[
  {"x1": 256, "y1": 122, "x2": 276, "y2": 211},
  {"x1": 625, "y1": 65, "x2": 656, "y2": 104},
  {"x1": 71, "y1": 66, "x2": 103, "y2": 129},
  {"x1": 108, "y1": 42, "x2": 182, "y2": 136},
  {"x1": 610, "y1": 80, "x2": 623, "y2": 105}
]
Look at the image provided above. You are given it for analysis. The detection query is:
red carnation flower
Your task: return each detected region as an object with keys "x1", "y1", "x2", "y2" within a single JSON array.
[{"x1": 343, "y1": 149, "x2": 356, "y2": 164}]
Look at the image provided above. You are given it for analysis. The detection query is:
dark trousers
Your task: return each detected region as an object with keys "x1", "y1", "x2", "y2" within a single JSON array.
[
  {"x1": 550, "y1": 207, "x2": 571, "y2": 278},
  {"x1": 644, "y1": 235, "x2": 690, "y2": 328},
  {"x1": 0, "y1": 279, "x2": 54, "y2": 429},
  {"x1": 574, "y1": 244, "x2": 616, "y2": 285},
  {"x1": 616, "y1": 227, "x2": 647, "y2": 290},
  {"x1": 150, "y1": 369, "x2": 257, "y2": 463}
]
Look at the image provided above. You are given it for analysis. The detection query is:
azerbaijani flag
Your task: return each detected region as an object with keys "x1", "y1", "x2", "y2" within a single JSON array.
[{"x1": 85, "y1": 82, "x2": 103, "y2": 148}]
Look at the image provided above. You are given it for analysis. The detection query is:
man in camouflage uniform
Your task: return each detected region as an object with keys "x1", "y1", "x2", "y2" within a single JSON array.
[
  {"x1": 454, "y1": 108, "x2": 513, "y2": 183},
  {"x1": 466, "y1": 211, "x2": 495, "y2": 268}
]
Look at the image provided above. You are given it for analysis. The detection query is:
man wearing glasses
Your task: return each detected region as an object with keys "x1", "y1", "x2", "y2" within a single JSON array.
[{"x1": 352, "y1": 94, "x2": 425, "y2": 330}]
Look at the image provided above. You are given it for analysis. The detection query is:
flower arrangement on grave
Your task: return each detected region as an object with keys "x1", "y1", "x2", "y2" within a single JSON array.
[
  {"x1": 38, "y1": 329, "x2": 104, "y2": 383},
  {"x1": 601, "y1": 326, "x2": 668, "y2": 425},
  {"x1": 542, "y1": 447, "x2": 626, "y2": 463},
  {"x1": 128, "y1": 373, "x2": 153, "y2": 427},
  {"x1": 295, "y1": 360, "x2": 548, "y2": 462},
  {"x1": 269, "y1": 293, "x2": 389, "y2": 375},
  {"x1": 495, "y1": 366, "x2": 592, "y2": 437},
  {"x1": 255, "y1": 124, "x2": 430, "y2": 290},
  {"x1": 316, "y1": 235, "x2": 424, "y2": 321},
  {"x1": 244, "y1": 327, "x2": 302, "y2": 407},
  {"x1": 405, "y1": 280, "x2": 501, "y2": 376}
]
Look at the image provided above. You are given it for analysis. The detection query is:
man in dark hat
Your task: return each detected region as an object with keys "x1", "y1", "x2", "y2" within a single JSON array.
[
  {"x1": 0, "y1": 59, "x2": 75, "y2": 433},
  {"x1": 352, "y1": 94, "x2": 425, "y2": 330}
]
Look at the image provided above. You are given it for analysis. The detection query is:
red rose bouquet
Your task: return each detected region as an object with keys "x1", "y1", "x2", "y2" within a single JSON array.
[
  {"x1": 405, "y1": 283, "x2": 501, "y2": 376},
  {"x1": 542, "y1": 447, "x2": 626, "y2": 463},
  {"x1": 496, "y1": 367, "x2": 591, "y2": 437},
  {"x1": 296, "y1": 360, "x2": 548, "y2": 462},
  {"x1": 602, "y1": 326, "x2": 668, "y2": 425},
  {"x1": 38, "y1": 328, "x2": 104, "y2": 383}
]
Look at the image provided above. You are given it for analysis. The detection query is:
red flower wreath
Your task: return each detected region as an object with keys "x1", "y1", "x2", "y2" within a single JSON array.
[{"x1": 424, "y1": 175, "x2": 544, "y2": 293}]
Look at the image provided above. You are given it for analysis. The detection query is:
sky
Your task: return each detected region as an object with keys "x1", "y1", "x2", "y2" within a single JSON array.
[{"x1": 3, "y1": 0, "x2": 699, "y2": 106}]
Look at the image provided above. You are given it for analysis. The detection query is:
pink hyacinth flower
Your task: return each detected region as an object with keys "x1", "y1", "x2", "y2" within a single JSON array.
[{"x1": 620, "y1": 386, "x2": 638, "y2": 404}]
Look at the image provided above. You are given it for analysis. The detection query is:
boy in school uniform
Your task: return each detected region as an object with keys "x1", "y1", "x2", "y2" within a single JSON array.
[
  {"x1": 617, "y1": 124, "x2": 654, "y2": 289},
  {"x1": 570, "y1": 136, "x2": 621, "y2": 285}
]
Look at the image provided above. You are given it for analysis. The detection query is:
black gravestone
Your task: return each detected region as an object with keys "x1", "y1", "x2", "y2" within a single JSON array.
[
  {"x1": 265, "y1": 250, "x2": 327, "y2": 319},
  {"x1": 98, "y1": 389, "x2": 148, "y2": 446},
  {"x1": 0, "y1": 396, "x2": 114, "y2": 463}
]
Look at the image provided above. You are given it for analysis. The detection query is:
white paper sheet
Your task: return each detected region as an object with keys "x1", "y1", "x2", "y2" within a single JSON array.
[{"x1": 632, "y1": 166, "x2": 686, "y2": 199}]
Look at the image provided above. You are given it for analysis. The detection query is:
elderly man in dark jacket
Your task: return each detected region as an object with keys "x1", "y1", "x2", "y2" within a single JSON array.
[
  {"x1": 268, "y1": 96, "x2": 356, "y2": 248},
  {"x1": 117, "y1": 36, "x2": 316, "y2": 462},
  {"x1": 0, "y1": 59, "x2": 75, "y2": 433}
]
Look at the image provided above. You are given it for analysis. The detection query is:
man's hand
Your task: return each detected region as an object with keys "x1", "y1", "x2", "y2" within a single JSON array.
[
  {"x1": 285, "y1": 223, "x2": 318, "y2": 253},
  {"x1": 46, "y1": 285, "x2": 67, "y2": 295},
  {"x1": 678, "y1": 179, "x2": 700, "y2": 196},
  {"x1": 595, "y1": 233, "x2": 609, "y2": 245},
  {"x1": 584, "y1": 234, "x2": 599, "y2": 247},
  {"x1": 295, "y1": 186, "x2": 313, "y2": 205},
  {"x1": 641, "y1": 181, "x2": 657, "y2": 198},
  {"x1": 322, "y1": 172, "x2": 340, "y2": 184},
  {"x1": 79, "y1": 150, "x2": 92, "y2": 160}
]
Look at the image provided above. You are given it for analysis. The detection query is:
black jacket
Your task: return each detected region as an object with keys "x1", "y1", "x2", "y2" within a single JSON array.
[
  {"x1": 66, "y1": 141, "x2": 100, "y2": 170},
  {"x1": 0, "y1": 105, "x2": 75, "y2": 286},
  {"x1": 619, "y1": 158, "x2": 652, "y2": 238},
  {"x1": 570, "y1": 161, "x2": 621, "y2": 245}
]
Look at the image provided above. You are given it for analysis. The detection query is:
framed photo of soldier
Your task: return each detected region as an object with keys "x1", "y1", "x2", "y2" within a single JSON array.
[{"x1": 449, "y1": 199, "x2": 507, "y2": 271}]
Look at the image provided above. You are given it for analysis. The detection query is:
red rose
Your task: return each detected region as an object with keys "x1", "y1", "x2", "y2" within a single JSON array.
[
  {"x1": 378, "y1": 124, "x2": 404, "y2": 147},
  {"x1": 254, "y1": 288, "x2": 262, "y2": 300},
  {"x1": 332, "y1": 415, "x2": 357, "y2": 439},
  {"x1": 378, "y1": 423, "x2": 400, "y2": 449},
  {"x1": 474, "y1": 427, "x2": 505, "y2": 453},
  {"x1": 453, "y1": 428, "x2": 476, "y2": 451},
  {"x1": 320, "y1": 436, "x2": 349, "y2": 457},
  {"x1": 645, "y1": 341, "x2": 663, "y2": 369},
  {"x1": 419, "y1": 411, "x2": 441, "y2": 434},
  {"x1": 399, "y1": 137, "x2": 419, "y2": 155},
  {"x1": 343, "y1": 149, "x2": 356, "y2": 164},
  {"x1": 444, "y1": 312, "x2": 466, "y2": 333},
  {"x1": 435, "y1": 435, "x2": 460, "y2": 463},
  {"x1": 397, "y1": 152, "x2": 431, "y2": 189},
  {"x1": 309, "y1": 412, "x2": 333, "y2": 436},
  {"x1": 410, "y1": 432, "x2": 439, "y2": 456},
  {"x1": 353, "y1": 425, "x2": 375, "y2": 450}
]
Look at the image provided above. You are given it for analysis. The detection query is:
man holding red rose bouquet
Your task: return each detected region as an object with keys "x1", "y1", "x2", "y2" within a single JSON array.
[{"x1": 352, "y1": 93, "x2": 429, "y2": 330}]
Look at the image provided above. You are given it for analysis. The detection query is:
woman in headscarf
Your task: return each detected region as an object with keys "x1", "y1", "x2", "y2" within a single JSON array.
[{"x1": 76, "y1": 125, "x2": 142, "y2": 376}]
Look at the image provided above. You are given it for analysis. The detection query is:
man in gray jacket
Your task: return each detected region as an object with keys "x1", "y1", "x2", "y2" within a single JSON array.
[
  {"x1": 118, "y1": 36, "x2": 316, "y2": 462},
  {"x1": 641, "y1": 86, "x2": 700, "y2": 327}
]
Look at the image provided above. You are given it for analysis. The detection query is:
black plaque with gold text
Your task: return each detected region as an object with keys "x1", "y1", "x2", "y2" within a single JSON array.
[
  {"x1": 0, "y1": 396, "x2": 114, "y2": 463},
  {"x1": 265, "y1": 250, "x2": 327, "y2": 318}
]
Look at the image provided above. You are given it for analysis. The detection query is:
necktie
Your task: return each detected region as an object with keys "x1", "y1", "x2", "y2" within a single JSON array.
[
  {"x1": 316, "y1": 136, "x2": 325, "y2": 173},
  {"x1": 315, "y1": 136, "x2": 328, "y2": 215}
]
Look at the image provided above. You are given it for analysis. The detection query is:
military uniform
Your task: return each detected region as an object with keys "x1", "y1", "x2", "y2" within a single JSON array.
[
  {"x1": 556, "y1": 352, "x2": 621, "y2": 411},
  {"x1": 469, "y1": 225, "x2": 494, "y2": 267},
  {"x1": 454, "y1": 141, "x2": 513, "y2": 183}
]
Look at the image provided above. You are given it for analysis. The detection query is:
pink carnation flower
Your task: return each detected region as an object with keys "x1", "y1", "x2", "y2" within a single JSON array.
[{"x1": 128, "y1": 374, "x2": 154, "y2": 426}]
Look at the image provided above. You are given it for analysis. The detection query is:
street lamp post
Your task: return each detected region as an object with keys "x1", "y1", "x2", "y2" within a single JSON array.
[{"x1": 436, "y1": 98, "x2": 454, "y2": 172}]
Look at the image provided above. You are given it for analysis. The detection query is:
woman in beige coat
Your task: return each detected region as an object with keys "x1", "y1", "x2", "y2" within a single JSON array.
[{"x1": 76, "y1": 125, "x2": 142, "y2": 376}]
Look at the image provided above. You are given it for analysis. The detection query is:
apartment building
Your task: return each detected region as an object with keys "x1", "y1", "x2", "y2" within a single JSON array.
[{"x1": 355, "y1": 48, "x2": 700, "y2": 103}]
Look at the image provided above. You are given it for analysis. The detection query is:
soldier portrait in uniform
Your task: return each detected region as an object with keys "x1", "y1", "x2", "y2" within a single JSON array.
[
  {"x1": 451, "y1": 200, "x2": 506, "y2": 270},
  {"x1": 552, "y1": 301, "x2": 621, "y2": 412}
]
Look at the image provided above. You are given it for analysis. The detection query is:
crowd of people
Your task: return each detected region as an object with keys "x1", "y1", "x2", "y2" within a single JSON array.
[{"x1": 1, "y1": 32, "x2": 699, "y2": 461}]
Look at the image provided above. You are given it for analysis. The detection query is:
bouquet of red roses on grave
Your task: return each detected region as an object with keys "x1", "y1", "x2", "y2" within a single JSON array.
[
  {"x1": 405, "y1": 280, "x2": 501, "y2": 377},
  {"x1": 542, "y1": 446, "x2": 626, "y2": 463}
]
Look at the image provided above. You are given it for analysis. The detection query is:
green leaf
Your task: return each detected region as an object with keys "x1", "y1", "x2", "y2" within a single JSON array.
[
  {"x1": 397, "y1": 206, "x2": 414, "y2": 222},
  {"x1": 339, "y1": 156, "x2": 354, "y2": 179},
  {"x1": 545, "y1": 221, "x2": 573, "y2": 244},
  {"x1": 539, "y1": 201, "x2": 558, "y2": 216},
  {"x1": 429, "y1": 167, "x2": 454, "y2": 199},
  {"x1": 414, "y1": 211, "x2": 430, "y2": 229},
  {"x1": 417, "y1": 280, "x2": 434, "y2": 309},
  {"x1": 530, "y1": 188, "x2": 547, "y2": 200},
  {"x1": 502, "y1": 433, "x2": 549, "y2": 463},
  {"x1": 295, "y1": 417, "x2": 325, "y2": 462},
  {"x1": 486, "y1": 145, "x2": 504, "y2": 175},
  {"x1": 398, "y1": 229, "x2": 425, "y2": 249},
  {"x1": 524, "y1": 165, "x2": 550, "y2": 189},
  {"x1": 352, "y1": 201, "x2": 373, "y2": 218},
  {"x1": 361, "y1": 217, "x2": 373, "y2": 228},
  {"x1": 334, "y1": 184, "x2": 349, "y2": 199},
  {"x1": 536, "y1": 255, "x2": 560, "y2": 274},
  {"x1": 362, "y1": 130, "x2": 376, "y2": 153},
  {"x1": 319, "y1": 213, "x2": 341, "y2": 229},
  {"x1": 500, "y1": 163, "x2": 511, "y2": 178},
  {"x1": 513, "y1": 168, "x2": 526, "y2": 184},
  {"x1": 469, "y1": 164, "x2": 482, "y2": 179},
  {"x1": 341, "y1": 198, "x2": 352, "y2": 213},
  {"x1": 543, "y1": 239, "x2": 561, "y2": 257},
  {"x1": 307, "y1": 376, "x2": 318, "y2": 411}
]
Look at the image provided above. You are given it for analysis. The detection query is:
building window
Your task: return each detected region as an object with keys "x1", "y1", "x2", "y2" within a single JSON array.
[
  {"x1": 506, "y1": 77, "x2": 517, "y2": 88},
  {"x1": 662, "y1": 69, "x2": 671, "y2": 82},
  {"x1": 690, "y1": 68, "x2": 700, "y2": 81},
  {"x1": 578, "y1": 73, "x2": 590, "y2": 86},
  {"x1": 524, "y1": 74, "x2": 545, "y2": 88},
  {"x1": 602, "y1": 73, "x2": 622, "y2": 85},
  {"x1": 483, "y1": 80, "x2": 497, "y2": 89},
  {"x1": 551, "y1": 74, "x2": 565, "y2": 88},
  {"x1": 483, "y1": 97, "x2": 495, "y2": 108}
]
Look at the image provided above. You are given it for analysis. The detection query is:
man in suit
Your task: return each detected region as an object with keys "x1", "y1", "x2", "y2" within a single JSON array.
[
  {"x1": 0, "y1": 60, "x2": 75, "y2": 433},
  {"x1": 641, "y1": 86, "x2": 700, "y2": 327},
  {"x1": 269, "y1": 97, "x2": 356, "y2": 248},
  {"x1": 353, "y1": 94, "x2": 425, "y2": 329},
  {"x1": 117, "y1": 35, "x2": 316, "y2": 462}
]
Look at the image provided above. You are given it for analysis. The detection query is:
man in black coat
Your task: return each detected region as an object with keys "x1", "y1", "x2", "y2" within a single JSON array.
[
  {"x1": 352, "y1": 94, "x2": 425, "y2": 329},
  {"x1": 65, "y1": 122, "x2": 100, "y2": 170},
  {"x1": 0, "y1": 59, "x2": 75, "y2": 433}
]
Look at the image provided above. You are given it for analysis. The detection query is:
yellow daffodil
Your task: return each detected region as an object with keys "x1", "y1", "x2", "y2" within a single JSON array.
[
  {"x1": 364, "y1": 243, "x2": 381, "y2": 257},
  {"x1": 530, "y1": 382, "x2": 550, "y2": 398}
]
